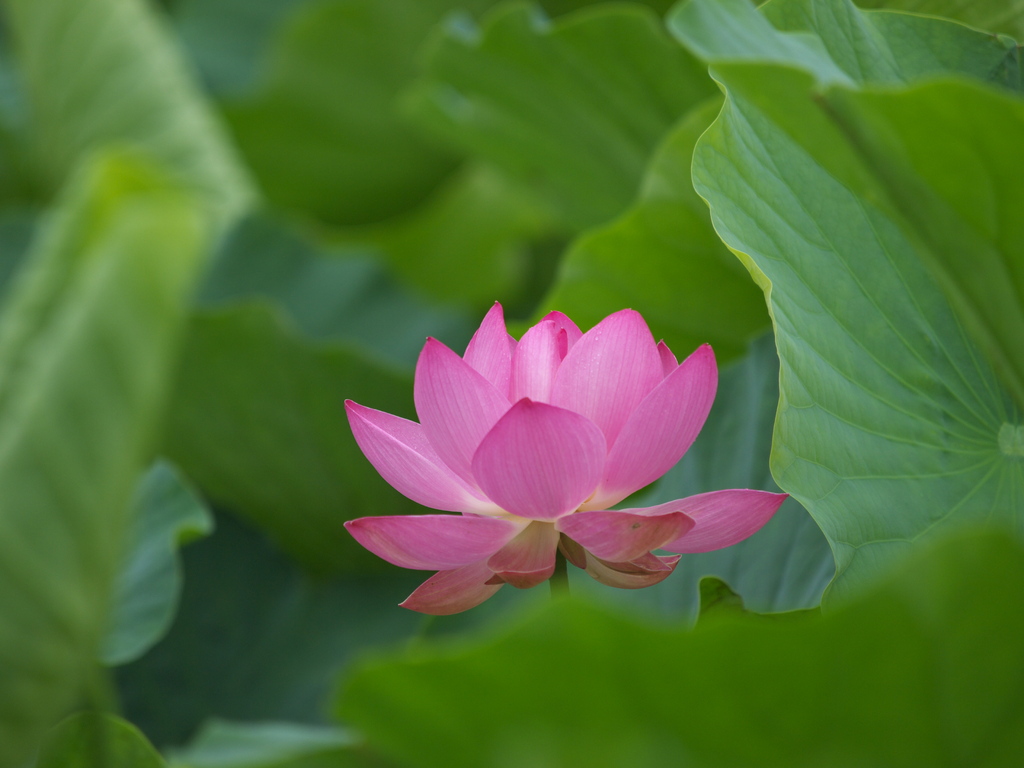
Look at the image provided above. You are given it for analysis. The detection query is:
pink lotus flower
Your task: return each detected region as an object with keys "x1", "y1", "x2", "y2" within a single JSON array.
[{"x1": 345, "y1": 304, "x2": 786, "y2": 614}]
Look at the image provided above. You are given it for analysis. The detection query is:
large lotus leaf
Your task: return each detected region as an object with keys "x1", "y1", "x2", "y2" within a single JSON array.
[
  {"x1": 339, "y1": 529, "x2": 1024, "y2": 768},
  {"x1": 102, "y1": 461, "x2": 214, "y2": 666},
  {"x1": 36, "y1": 713, "x2": 167, "y2": 768},
  {"x1": 821, "y1": 81, "x2": 1024, "y2": 412},
  {"x1": 855, "y1": 0, "x2": 1024, "y2": 39},
  {"x1": 221, "y1": 0, "x2": 492, "y2": 225},
  {"x1": 0, "y1": 153, "x2": 206, "y2": 766},
  {"x1": 579, "y1": 333, "x2": 833, "y2": 619},
  {"x1": 669, "y1": 0, "x2": 1024, "y2": 600},
  {"x1": 407, "y1": 2, "x2": 717, "y2": 230},
  {"x1": 3, "y1": 0, "x2": 255, "y2": 226},
  {"x1": 540, "y1": 97, "x2": 768, "y2": 363}
]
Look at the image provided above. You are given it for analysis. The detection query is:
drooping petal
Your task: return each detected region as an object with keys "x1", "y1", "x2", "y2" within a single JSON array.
[
  {"x1": 588, "y1": 343, "x2": 717, "y2": 509},
  {"x1": 556, "y1": 509, "x2": 694, "y2": 562},
  {"x1": 510, "y1": 320, "x2": 561, "y2": 403},
  {"x1": 487, "y1": 521, "x2": 559, "y2": 588},
  {"x1": 584, "y1": 552, "x2": 681, "y2": 589},
  {"x1": 400, "y1": 561, "x2": 503, "y2": 615},
  {"x1": 551, "y1": 309, "x2": 663, "y2": 448},
  {"x1": 658, "y1": 490, "x2": 789, "y2": 553},
  {"x1": 463, "y1": 302, "x2": 514, "y2": 398},
  {"x1": 346, "y1": 401, "x2": 498, "y2": 513},
  {"x1": 558, "y1": 534, "x2": 587, "y2": 569},
  {"x1": 540, "y1": 310, "x2": 583, "y2": 356},
  {"x1": 344, "y1": 514, "x2": 524, "y2": 570},
  {"x1": 471, "y1": 400, "x2": 606, "y2": 521},
  {"x1": 657, "y1": 340, "x2": 677, "y2": 377},
  {"x1": 415, "y1": 338, "x2": 512, "y2": 487}
]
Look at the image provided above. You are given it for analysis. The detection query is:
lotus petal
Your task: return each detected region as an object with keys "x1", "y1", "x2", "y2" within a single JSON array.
[
  {"x1": 589, "y1": 344, "x2": 717, "y2": 509},
  {"x1": 556, "y1": 509, "x2": 694, "y2": 562},
  {"x1": 659, "y1": 490, "x2": 789, "y2": 553},
  {"x1": 551, "y1": 309, "x2": 662, "y2": 448},
  {"x1": 584, "y1": 552, "x2": 681, "y2": 589},
  {"x1": 657, "y1": 340, "x2": 677, "y2": 377},
  {"x1": 487, "y1": 521, "x2": 559, "y2": 588},
  {"x1": 540, "y1": 310, "x2": 583, "y2": 355},
  {"x1": 415, "y1": 338, "x2": 511, "y2": 487},
  {"x1": 463, "y1": 302, "x2": 514, "y2": 398},
  {"x1": 345, "y1": 401, "x2": 498, "y2": 513},
  {"x1": 344, "y1": 514, "x2": 524, "y2": 570},
  {"x1": 400, "y1": 561, "x2": 503, "y2": 615},
  {"x1": 510, "y1": 320, "x2": 561, "y2": 403},
  {"x1": 472, "y1": 400, "x2": 605, "y2": 521}
]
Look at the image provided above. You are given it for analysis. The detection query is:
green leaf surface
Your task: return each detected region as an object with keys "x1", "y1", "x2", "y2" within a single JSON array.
[
  {"x1": 540, "y1": 97, "x2": 768, "y2": 363},
  {"x1": 574, "y1": 333, "x2": 833, "y2": 619},
  {"x1": 822, "y1": 80, "x2": 1024, "y2": 411},
  {"x1": 408, "y1": 2, "x2": 717, "y2": 230},
  {"x1": 671, "y1": 0, "x2": 1024, "y2": 599},
  {"x1": 37, "y1": 712, "x2": 167, "y2": 768},
  {"x1": 855, "y1": 0, "x2": 1024, "y2": 40},
  {"x1": 3, "y1": 0, "x2": 255, "y2": 226},
  {"x1": 102, "y1": 461, "x2": 214, "y2": 666},
  {"x1": 222, "y1": 0, "x2": 491, "y2": 225},
  {"x1": 340, "y1": 528, "x2": 1024, "y2": 767},
  {"x1": 0, "y1": 152, "x2": 206, "y2": 766},
  {"x1": 169, "y1": 720, "x2": 367, "y2": 768}
]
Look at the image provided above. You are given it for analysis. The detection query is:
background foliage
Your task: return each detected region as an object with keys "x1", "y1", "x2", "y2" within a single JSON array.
[{"x1": 0, "y1": 0, "x2": 1019, "y2": 765}]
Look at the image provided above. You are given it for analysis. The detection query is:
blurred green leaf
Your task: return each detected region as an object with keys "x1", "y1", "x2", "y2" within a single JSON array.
[
  {"x1": 0, "y1": 151, "x2": 206, "y2": 765},
  {"x1": 102, "y1": 461, "x2": 214, "y2": 666},
  {"x1": 198, "y1": 215, "x2": 474, "y2": 366},
  {"x1": 671, "y1": 0, "x2": 1024, "y2": 599},
  {"x1": 854, "y1": 0, "x2": 1024, "y2": 39},
  {"x1": 408, "y1": 2, "x2": 717, "y2": 230},
  {"x1": 116, "y1": 512, "x2": 426, "y2": 748},
  {"x1": 163, "y1": 305, "x2": 418, "y2": 572},
  {"x1": 172, "y1": 0, "x2": 315, "y2": 96},
  {"x1": 339, "y1": 164, "x2": 552, "y2": 311},
  {"x1": 169, "y1": 720, "x2": 373, "y2": 768},
  {"x1": 540, "y1": 97, "x2": 768, "y2": 363},
  {"x1": 36, "y1": 712, "x2": 167, "y2": 768},
  {"x1": 340, "y1": 528, "x2": 1024, "y2": 767},
  {"x1": 164, "y1": 215, "x2": 479, "y2": 571},
  {"x1": 823, "y1": 81, "x2": 1024, "y2": 411},
  {"x1": 3, "y1": 0, "x2": 256, "y2": 224},
  {"x1": 575, "y1": 333, "x2": 834, "y2": 619},
  {"x1": 222, "y1": 0, "x2": 492, "y2": 225}
]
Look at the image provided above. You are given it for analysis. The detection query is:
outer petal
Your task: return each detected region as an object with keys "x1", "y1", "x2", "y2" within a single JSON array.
[
  {"x1": 551, "y1": 309, "x2": 663, "y2": 448},
  {"x1": 540, "y1": 310, "x2": 583, "y2": 356},
  {"x1": 584, "y1": 553, "x2": 681, "y2": 589},
  {"x1": 472, "y1": 400, "x2": 605, "y2": 521},
  {"x1": 400, "y1": 561, "x2": 503, "y2": 615},
  {"x1": 487, "y1": 521, "x2": 559, "y2": 588},
  {"x1": 659, "y1": 490, "x2": 789, "y2": 553},
  {"x1": 510, "y1": 320, "x2": 561, "y2": 403},
  {"x1": 463, "y1": 302, "x2": 514, "y2": 398},
  {"x1": 415, "y1": 338, "x2": 511, "y2": 487},
  {"x1": 344, "y1": 514, "x2": 524, "y2": 570},
  {"x1": 657, "y1": 340, "x2": 677, "y2": 377},
  {"x1": 589, "y1": 343, "x2": 717, "y2": 509},
  {"x1": 556, "y1": 509, "x2": 694, "y2": 562},
  {"x1": 346, "y1": 401, "x2": 498, "y2": 513}
]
